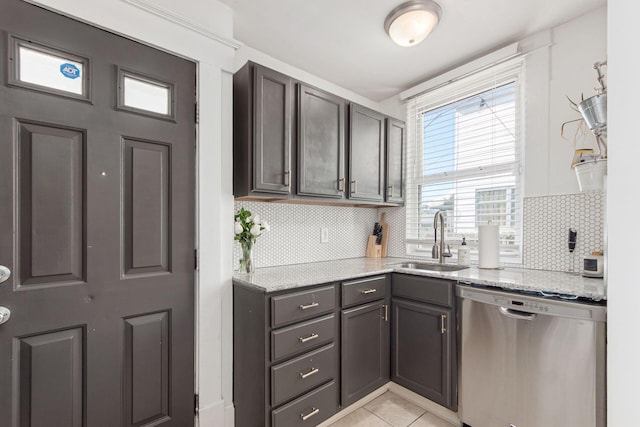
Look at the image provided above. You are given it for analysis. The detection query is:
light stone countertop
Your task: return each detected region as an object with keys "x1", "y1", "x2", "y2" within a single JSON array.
[{"x1": 232, "y1": 257, "x2": 607, "y2": 301}]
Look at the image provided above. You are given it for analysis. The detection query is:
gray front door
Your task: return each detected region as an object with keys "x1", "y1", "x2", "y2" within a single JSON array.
[{"x1": 0, "y1": 1, "x2": 196, "y2": 426}]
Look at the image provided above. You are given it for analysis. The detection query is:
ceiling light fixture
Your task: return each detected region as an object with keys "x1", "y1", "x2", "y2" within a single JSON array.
[{"x1": 384, "y1": 0, "x2": 442, "y2": 47}]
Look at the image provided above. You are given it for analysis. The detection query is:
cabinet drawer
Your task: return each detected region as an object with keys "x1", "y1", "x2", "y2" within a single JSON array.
[
  {"x1": 272, "y1": 380, "x2": 338, "y2": 427},
  {"x1": 271, "y1": 285, "x2": 336, "y2": 327},
  {"x1": 392, "y1": 274, "x2": 454, "y2": 307},
  {"x1": 342, "y1": 275, "x2": 387, "y2": 308},
  {"x1": 271, "y1": 343, "x2": 336, "y2": 407},
  {"x1": 272, "y1": 314, "x2": 335, "y2": 362}
]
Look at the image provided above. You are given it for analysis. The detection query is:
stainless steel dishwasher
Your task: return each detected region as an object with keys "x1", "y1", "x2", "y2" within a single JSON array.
[{"x1": 457, "y1": 285, "x2": 606, "y2": 427}]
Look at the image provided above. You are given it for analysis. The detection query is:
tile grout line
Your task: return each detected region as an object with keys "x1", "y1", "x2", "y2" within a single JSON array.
[{"x1": 362, "y1": 407, "x2": 393, "y2": 426}]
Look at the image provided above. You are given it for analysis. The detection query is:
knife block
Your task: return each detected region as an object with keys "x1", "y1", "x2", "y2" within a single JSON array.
[{"x1": 366, "y1": 235, "x2": 382, "y2": 258}]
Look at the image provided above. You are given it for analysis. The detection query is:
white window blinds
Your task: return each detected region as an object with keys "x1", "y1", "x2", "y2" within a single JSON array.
[{"x1": 405, "y1": 58, "x2": 524, "y2": 262}]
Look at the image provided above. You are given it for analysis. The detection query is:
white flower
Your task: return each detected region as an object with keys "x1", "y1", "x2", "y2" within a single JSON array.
[
  {"x1": 253, "y1": 214, "x2": 261, "y2": 225},
  {"x1": 250, "y1": 224, "x2": 262, "y2": 236},
  {"x1": 261, "y1": 221, "x2": 270, "y2": 232},
  {"x1": 234, "y1": 221, "x2": 243, "y2": 234}
]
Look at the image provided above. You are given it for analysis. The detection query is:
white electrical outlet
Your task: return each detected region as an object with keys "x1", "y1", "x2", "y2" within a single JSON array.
[{"x1": 321, "y1": 227, "x2": 329, "y2": 243}]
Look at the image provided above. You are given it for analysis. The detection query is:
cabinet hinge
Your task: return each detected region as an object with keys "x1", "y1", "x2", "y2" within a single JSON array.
[
  {"x1": 194, "y1": 249, "x2": 199, "y2": 270},
  {"x1": 194, "y1": 393, "x2": 199, "y2": 415},
  {"x1": 195, "y1": 101, "x2": 200, "y2": 124}
]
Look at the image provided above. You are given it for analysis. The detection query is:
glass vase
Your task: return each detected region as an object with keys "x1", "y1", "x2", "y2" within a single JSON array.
[{"x1": 238, "y1": 240, "x2": 254, "y2": 273}]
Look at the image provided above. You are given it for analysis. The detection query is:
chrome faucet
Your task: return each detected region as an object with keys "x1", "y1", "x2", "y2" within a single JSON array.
[{"x1": 432, "y1": 211, "x2": 452, "y2": 264}]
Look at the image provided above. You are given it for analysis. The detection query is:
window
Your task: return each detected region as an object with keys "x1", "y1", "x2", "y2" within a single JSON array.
[
  {"x1": 9, "y1": 35, "x2": 91, "y2": 101},
  {"x1": 405, "y1": 59, "x2": 524, "y2": 262}
]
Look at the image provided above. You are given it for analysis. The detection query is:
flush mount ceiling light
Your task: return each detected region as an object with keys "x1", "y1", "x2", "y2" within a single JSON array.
[{"x1": 384, "y1": 0, "x2": 442, "y2": 47}]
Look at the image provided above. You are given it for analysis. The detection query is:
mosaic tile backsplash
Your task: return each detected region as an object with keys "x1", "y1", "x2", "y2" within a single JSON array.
[
  {"x1": 523, "y1": 192, "x2": 604, "y2": 272},
  {"x1": 234, "y1": 193, "x2": 604, "y2": 273},
  {"x1": 233, "y1": 201, "x2": 379, "y2": 270}
]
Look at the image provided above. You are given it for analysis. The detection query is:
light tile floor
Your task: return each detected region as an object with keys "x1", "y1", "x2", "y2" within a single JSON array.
[{"x1": 329, "y1": 392, "x2": 457, "y2": 427}]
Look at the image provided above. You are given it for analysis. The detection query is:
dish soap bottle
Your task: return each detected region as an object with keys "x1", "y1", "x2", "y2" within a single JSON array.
[{"x1": 458, "y1": 237, "x2": 470, "y2": 266}]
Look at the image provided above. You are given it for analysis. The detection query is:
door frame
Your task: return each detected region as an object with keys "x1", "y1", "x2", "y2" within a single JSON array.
[{"x1": 21, "y1": 1, "x2": 238, "y2": 425}]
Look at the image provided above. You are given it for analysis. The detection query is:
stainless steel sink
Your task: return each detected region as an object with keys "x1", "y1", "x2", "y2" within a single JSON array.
[{"x1": 393, "y1": 262, "x2": 469, "y2": 272}]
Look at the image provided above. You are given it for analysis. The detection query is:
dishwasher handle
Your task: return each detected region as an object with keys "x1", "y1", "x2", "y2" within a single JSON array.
[{"x1": 499, "y1": 306, "x2": 537, "y2": 321}]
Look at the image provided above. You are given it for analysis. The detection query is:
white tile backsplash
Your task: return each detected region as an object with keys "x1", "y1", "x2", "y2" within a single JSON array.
[
  {"x1": 233, "y1": 201, "x2": 379, "y2": 269},
  {"x1": 523, "y1": 192, "x2": 604, "y2": 272},
  {"x1": 235, "y1": 192, "x2": 604, "y2": 273}
]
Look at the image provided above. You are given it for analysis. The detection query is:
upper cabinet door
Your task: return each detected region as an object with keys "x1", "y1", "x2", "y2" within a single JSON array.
[
  {"x1": 298, "y1": 85, "x2": 346, "y2": 198},
  {"x1": 349, "y1": 104, "x2": 385, "y2": 202},
  {"x1": 253, "y1": 64, "x2": 292, "y2": 194},
  {"x1": 386, "y1": 118, "x2": 405, "y2": 205}
]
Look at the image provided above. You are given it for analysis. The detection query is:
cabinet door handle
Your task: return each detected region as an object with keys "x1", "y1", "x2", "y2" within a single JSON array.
[
  {"x1": 383, "y1": 304, "x2": 388, "y2": 322},
  {"x1": 299, "y1": 367, "x2": 319, "y2": 379},
  {"x1": 299, "y1": 302, "x2": 319, "y2": 310},
  {"x1": 388, "y1": 185, "x2": 394, "y2": 197},
  {"x1": 360, "y1": 288, "x2": 377, "y2": 295},
  {"x1": 351, "y1": 180, "x2": 357, "y2": 194},
  {"x1": 299, "y1": 333, "x2": 318, "y2": 343},
  {"x1": 338, "y1": 178, "x2": 345, "y2": 192},
  {"x1": 284, "y1": 170, "x2": 291, "y2": 187},
  {"x1": 440, "y1": 314, "x2": 447, "y2": 334},
  {"x1": 300, "y1": 407, "x2": 320, "y2": 421}
]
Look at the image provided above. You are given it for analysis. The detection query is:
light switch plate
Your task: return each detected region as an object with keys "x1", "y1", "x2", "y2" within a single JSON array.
[{"x1": 321, "y1": 227, "x2": 329, "y2": 243}]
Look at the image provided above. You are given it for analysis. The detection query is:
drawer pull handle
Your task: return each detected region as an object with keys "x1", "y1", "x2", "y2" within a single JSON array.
[
  {"x1": 299, "y1": 302, "x2": 319, "y2": 310},
  {"x1": 299, "y1": 367, "x2": 319, "y2": 379},
  {"x1": 360, "y1": 288, "x2": 377, "y2": 295},
  {"x1": 440, "y1": 314, "x2": 447, "y2": 334},
  {"x1": 338, "y1": 177, "x2": 345, "y2": 192},
  {"x1": 300, "y1": 407, "x2": 320, "y2": 421},
  {"x1": 299, "y1": 333, "x2": 318, "y2": 343}
]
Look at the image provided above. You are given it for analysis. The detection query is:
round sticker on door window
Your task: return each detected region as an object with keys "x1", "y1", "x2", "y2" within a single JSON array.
[{"x1": 60, "y1": 63, "x2": 81, "y2": 79}]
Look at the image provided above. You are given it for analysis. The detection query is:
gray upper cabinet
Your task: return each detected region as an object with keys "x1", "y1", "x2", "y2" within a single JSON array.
[
  {"x1": 348, "y1": 104, "x2": 386, "y2": 202},
  {"x1": 234, "y1": 62, "x2": 293, "y2": 197},
  {"x1": 297, "y1": 84, "x2": 346, "y2": 198},
  {"x1": 385, "y1": 118, "x2": 405, "y2": 205},
  {"x1": 233, "y1": 61, "x2": 405, "y2": 206}
]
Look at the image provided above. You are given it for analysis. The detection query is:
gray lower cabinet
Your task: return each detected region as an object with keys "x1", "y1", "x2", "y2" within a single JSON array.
[
  {"x1": 234, "y1": 282, "x2": 339, "y2": 427},
  {"x1": 348, "y1": 103, "x2": 386, "y2": 202},
  {"x1": 341, "y1": 275, "x2": 390, "y2": 407},
  {"x1": 391, "y1": 274, "x2": 457, "y2": 410},
  {"x1": 234, "y1": 62, "x2": 293, "y2": 198}
]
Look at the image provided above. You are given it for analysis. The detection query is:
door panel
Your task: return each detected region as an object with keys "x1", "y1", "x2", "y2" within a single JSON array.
[
  {"x1": 123, "y1": 312, "x2": 170, "y2": 426},
  {"x1": 17, "y1": 121, "x2": 85, "y2": 287},
  {"x1": 0, "y1": 1, "x2": 195, "y2": 426},
  {"x1": 123, "y1": 138, "x2": 171, "y2": 275},
  {"x1": 16, "y1": 328, "x2": 84, "y2": 427}
]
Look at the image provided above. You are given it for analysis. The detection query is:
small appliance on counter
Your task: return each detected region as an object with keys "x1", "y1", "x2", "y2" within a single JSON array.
[{"x1": 583, "y1": 251, "x2": 604, "y2": 278}]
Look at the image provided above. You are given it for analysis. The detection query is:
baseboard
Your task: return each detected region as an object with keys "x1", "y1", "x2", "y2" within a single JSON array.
[
  {"x1": 197, "y1": 399, "x2": 226, "y2": 427},
  {"x1": 224, "y1": 402, "x2": 235, "y2": 427},
  {"x1": 387, "y1": 382, "x2": 461, "y2": 427},
  {"x1": 316, "y1": 384, "x2": 390, "y2": 427}
]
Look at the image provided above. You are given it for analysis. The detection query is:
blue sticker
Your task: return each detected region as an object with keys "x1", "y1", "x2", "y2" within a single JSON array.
[{"x1": 60, "y1": 63, "x2": 80, "y2": 79}]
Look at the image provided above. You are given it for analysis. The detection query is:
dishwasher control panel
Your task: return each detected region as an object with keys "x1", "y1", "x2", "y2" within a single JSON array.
[{"x1": 492, "y1": 294, "x2": 550, "y2": 313}]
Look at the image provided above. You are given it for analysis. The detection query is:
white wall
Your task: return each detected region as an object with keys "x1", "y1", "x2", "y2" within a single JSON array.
[
  {"x1": 235, "y1": 45, "x2": 381, "y2": 111},
  {"x1": 379, "y1": 6, "x2": 608, "y2": 199},
  {"x1": 607, "y1": 1, "x2": 639, "y2": 425},
  {"x1": 26, "y1": 0, "x2": 237, "y2": 425}
]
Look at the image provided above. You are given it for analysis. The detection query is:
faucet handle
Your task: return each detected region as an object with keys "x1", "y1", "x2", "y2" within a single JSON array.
[
  {"x1": 443, "y1": 244, "x2": 452, "y2": 257},
  {"x1": 432, "y1": 244, "x2": 439, "y2": 259}
]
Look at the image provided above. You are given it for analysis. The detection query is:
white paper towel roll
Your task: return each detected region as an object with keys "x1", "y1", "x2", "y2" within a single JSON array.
[{"x1": 478, "y1": 223, "x2": 500, "y2": 269}]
